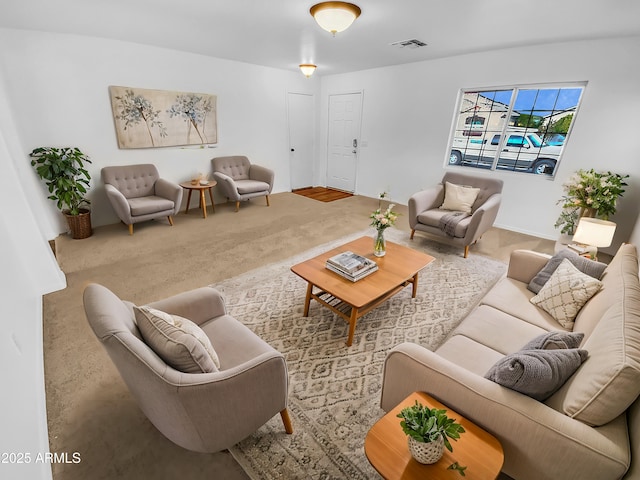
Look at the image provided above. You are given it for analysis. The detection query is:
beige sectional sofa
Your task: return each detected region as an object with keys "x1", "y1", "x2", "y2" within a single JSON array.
[{"x1": 380, "y1": 243, "x2": 640, "y2": 480}]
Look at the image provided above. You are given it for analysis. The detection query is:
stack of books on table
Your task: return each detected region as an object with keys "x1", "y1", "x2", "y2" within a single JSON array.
[
  {"x1": 567, "y1": 243, "x2": 589, "y2": 255},
  {"x1": 326, "y1": 251, "x2": 378, "y2": 282}
]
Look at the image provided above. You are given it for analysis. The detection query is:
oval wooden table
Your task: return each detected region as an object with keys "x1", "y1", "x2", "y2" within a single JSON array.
[
  {"x1": 365, "y1": 391, "x2": 504, "y2": 480},
  {"x1": 180, "y1": 181, "x2": 216, "y2": 218}
]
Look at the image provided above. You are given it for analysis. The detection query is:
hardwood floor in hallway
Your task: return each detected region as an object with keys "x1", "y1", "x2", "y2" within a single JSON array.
[{"x1": 292, "y1": 187, "x2": 353, "y2": 202}]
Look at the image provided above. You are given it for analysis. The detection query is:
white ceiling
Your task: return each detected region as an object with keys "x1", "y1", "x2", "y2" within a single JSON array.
[{"x1": 3, "y1": 0, "x2": 640, "y2": 76}]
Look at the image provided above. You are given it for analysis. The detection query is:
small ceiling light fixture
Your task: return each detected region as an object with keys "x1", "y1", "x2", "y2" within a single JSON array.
[
  {"x1": 299, "y1": 64, "x2": 317, "y2": 78},
  {"x1": 310, "y1": 2, "x2": 361, "y2": 36}
]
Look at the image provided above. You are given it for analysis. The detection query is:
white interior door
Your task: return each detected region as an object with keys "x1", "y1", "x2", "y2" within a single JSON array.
[
  {"x1": 327, "y1": 93, "x2": 362, "y2": 192},
  {"x1": 287, "y1": 93, "x2": 314, "y2": 190}
]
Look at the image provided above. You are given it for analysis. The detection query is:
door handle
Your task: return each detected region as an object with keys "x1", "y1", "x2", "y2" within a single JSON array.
[
  {"x1": 291, "y1": 148, "x2": 295, "y2": 152},
  {"x1": 353, "y1": 139, "x2": 358, "y2": 148}
]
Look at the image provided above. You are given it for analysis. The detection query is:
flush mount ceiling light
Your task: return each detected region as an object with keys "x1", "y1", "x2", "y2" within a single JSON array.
[
  {"x1": 310, "y1": 2, "x2": 361, "y2": 36},
  {"x1": 299, "y1": 64, "x2": 317, "y2": 77}
]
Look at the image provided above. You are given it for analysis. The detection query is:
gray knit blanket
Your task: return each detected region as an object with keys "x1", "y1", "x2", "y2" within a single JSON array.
[
  {"x1": 439, "y1": 211, "x2": 469, "y2": 237},
  {"x1": 485, "y1": 349, "x2": 588, "y2": 401}
]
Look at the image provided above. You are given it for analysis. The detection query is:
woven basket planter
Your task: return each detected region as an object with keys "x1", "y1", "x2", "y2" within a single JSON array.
[
  {"x1": 64, "y1": 209, "x2": 92, "y2": 239},
  {"x1": 408, "y1": 435, "x2": 445, "y2": 464}
]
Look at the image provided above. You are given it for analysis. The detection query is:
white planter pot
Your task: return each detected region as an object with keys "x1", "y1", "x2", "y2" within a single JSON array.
[
  {"x1": 407, "y1": 435, "x2": 444, "y2": 464},
  {"x1": 558, "y1": 233, "x2": 574, "y2": 245}
]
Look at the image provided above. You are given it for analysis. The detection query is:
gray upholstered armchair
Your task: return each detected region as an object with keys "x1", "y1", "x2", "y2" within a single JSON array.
[
  {"x1": 409, "y1": 171, "x2": 503, "y2": 258},
  {"x1": 212, "y1": 156, "x2": 274, "y2": 212},
  {"x1": 102, "y1": 164, "x2": 183, "y2": 235},
  {"x1": 83, "y1": 283, "x2": 293, "y2": 453}
]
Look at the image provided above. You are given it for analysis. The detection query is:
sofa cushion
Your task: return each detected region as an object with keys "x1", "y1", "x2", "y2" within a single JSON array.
[
  {"x1": 485, "y1": 348, "x2": 588, "y2": 401},
  {"x1": 546, "y1": 243, "x2": 640, "y2": 426},
  {"x1": 573, "y1": 244, "x2": 637, "y2": 338},
  {"x1": 521, "y1": 331, "x2": 584, "y2": 350},
  {"x1": 440, "y1": 182, "x2": 480, "y2": 214},
  {"x1": 128, "y1": 196, "x2": 175, "y2": 216},
  {"x1": 235, "y1": 179, "x2": 270, "y2": 194},
  {"x1": 448, "y1": 305, "x2": 550, "y2": 356},
  {"x1": 481, "y1": 276, "x2": 570, "y2": 332},
  {"x1": 134, "y1": 306, "x2": 220, "y2": 373},
  {"x1": 530, "y1": 259, "x2": 603, "y2": 329},
  {"x1": 528, "y1": 249, "x2": 606, "y2": 294},
  {"x1": 416, "y1": 209, "x2": 471, "y2": 238},
  {"x1": 435, "y1": 334, "x2": 505, "y2": 376}
]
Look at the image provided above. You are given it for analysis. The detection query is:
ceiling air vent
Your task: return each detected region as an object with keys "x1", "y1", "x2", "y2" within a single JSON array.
[{"x1": 390, "y1": 39, "x2": 427, "y2": 49}]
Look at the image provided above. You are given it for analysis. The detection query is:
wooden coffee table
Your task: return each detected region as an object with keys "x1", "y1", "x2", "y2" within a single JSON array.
[
  {"x1": 290, "y1": 236, "x2": 434, "y2": 346},
  {"x1": 365, "y1": 392, "x2": 504, "y2": 480}
]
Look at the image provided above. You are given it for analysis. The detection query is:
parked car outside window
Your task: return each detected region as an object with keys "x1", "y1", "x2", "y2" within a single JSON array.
[
  {"x1": 446, "y1": 85, "x2": 584, "y2": 176},
  {"x1": 544, "y1": 133, "x2": 566, "y2": 146}
]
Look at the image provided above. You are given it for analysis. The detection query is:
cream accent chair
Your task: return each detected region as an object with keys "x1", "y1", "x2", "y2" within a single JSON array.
[
  {"x1": 409, "y1": 171, "x2": 503, "y2": 258},
  {"x1": 83, "y1": 283, "x2": 293, "y2": 453},
  {"x1": 212, "y1": 156, "x2": 274, "y2": 212},
  {"x1": 102, "y1": 164, "x2": 183, "y2": 235}
]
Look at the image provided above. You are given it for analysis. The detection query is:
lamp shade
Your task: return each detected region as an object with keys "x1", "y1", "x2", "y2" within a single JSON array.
[
  {"x1": 310, "y1": 2, "x2": 361, "y2": 35},
  {"x1": 572, "y1": 217, "x2": 616, "y2": 248},
  {"x1": 299, "y1": 64, "x2": 317, "y2": 77}
]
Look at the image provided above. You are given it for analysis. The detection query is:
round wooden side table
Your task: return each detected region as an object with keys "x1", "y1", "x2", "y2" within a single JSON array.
[
  {"x1": 180, "y1": 181, "x2": 217, "y2": 218},
  {"x1": 365, "y1": 392, "x2": 504, "y2": 480}
]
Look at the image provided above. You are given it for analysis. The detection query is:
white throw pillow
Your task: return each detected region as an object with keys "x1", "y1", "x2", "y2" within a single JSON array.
[
  {"x1": 134, "y1": 306, "x2": 220, "y2": 373},
  {"x1": 440, "y1": 182, "x2": 481, "y2": 214},
  {"x1": 530, "y1": 259, "x2": 603, "y2": 329}
]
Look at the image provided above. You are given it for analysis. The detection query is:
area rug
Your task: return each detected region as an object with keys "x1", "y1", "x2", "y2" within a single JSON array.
[{"x1": 215, "y1": 229, "x2": 507, "y2": 479}]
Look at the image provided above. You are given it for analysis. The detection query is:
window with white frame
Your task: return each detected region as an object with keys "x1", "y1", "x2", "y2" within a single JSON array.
[{"x1": 447, "y1": 84, "x2": 585, "y2": 176}]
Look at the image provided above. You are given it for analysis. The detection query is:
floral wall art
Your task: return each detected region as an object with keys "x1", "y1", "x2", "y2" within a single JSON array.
[{"x1": 109, "y1": 86, "x2": 217, "y2": 149}]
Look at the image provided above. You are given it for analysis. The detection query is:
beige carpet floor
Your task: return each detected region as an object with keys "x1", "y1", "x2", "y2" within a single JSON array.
[{"x1": 44, "y1": 192, "x2": 556, "y2": 479}]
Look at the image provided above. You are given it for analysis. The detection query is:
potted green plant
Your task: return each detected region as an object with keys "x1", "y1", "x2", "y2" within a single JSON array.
[
  {"x1": 30, "y1": 147, "x2": 93, "y2": 239},
  {"x1": 555, "y1": 169, "x2": 628, "y2": 244},
  {"x1": 397, "y1": 400, "x2": 466, "y2": 466},
  {"x1": 554, "y1": 205, "x2": 580, "y2": 242}
]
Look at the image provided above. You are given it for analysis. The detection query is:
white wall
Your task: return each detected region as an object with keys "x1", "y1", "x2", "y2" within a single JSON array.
[
  {"x1": 320, "y1": 36, "x2": 640, "y2": 253},
  {"x1": 0, "y1": 28, "x2": 318, "y2": 232},
  {"x1": 0, "y1": 94, "x2": 66, "y2": 478}
]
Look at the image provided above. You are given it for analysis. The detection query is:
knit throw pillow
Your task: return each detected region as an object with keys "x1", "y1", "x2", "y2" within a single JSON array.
[
  {"x1": 485, "y1": 348, "x2": 588, "y2": 401},
  {"x1": 530, "y1": 259, "x2": 603, "y2": 329},
  {"x1": 521, "y1": 331, "x2": 585, "y2": 350}
]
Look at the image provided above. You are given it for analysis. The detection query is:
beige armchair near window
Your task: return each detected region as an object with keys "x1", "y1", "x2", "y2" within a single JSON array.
[
  {"x1": 83, "y1": 283, "x2": 293, "y2": 453},
  {"x1": 212, "y1": 156, "x2": 274, "y2": 212},
  {"x1": 409, "y1": 171, "x2": 503, "y2": 258},
  {"x1": 102, "y1": 164, "x2": 183, "y2": 235}
]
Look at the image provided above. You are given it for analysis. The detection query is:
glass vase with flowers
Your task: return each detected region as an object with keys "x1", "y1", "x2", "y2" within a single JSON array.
[{"x1": 370, "y1": 193, "x2": 398, "y2": 257}]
